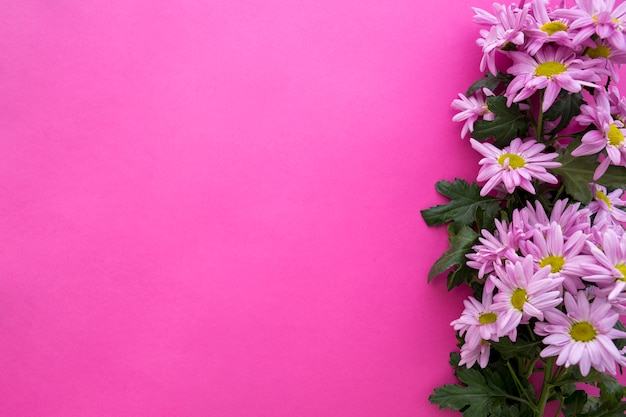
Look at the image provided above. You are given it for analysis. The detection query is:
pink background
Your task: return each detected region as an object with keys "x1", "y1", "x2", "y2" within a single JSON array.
[{"x1": 1, "y1": 1, "x2": 624, "y2": 416}]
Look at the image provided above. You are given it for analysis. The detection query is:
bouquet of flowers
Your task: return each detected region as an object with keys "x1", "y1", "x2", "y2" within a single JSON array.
[{"x1": 421, "y1": 0, "x2": 626, "y2": 416}]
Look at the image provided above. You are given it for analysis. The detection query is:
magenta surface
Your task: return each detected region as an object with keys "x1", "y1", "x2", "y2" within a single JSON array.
[{"x1": 1, "y1": 1, "x2": 624, "y2": 416}]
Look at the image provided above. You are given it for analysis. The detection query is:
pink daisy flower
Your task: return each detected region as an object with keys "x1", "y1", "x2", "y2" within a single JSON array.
[
  {"x1": 518, "y1": 199, "x2": 591, "y2": 238},
  {"x1": 554, "y1": 0, "x2": 626, "y2": 49},
  {"x1": 473, "y1": 3, "x2": 531, "y2": 75},
  {"x1": 587, "y1": 184, "x2": 626, "y2": 225},
  {"x1": 459, "y1": 339, "x2": 492, "y2": 368},
  {"x1": 466, "y1": 217, "x2": 522, "y2": 279},
  {"x1": 581, "y1": 38, "x2": 626, "y2": 81},
  {"x1": 520, "y1": 222, "x2": 594, "y2": 294},
  {"x1": 470, "y1": 138, "x2": 561, "y2": 196},
  {"x1": 582, "y1": 228, "x2": 626, "y2": 300},
  {"x1": 536, "y1": 291, "x2": 626, "y2": 376},
  {"x1": 525, "y1": 0, "x2": 577, "y2": 55},
  {"x1": 571, "y1": 91, "x2": 626, "y2": 180},
  {"x1": 451, "y1": 288, "x2": 502, "y2": 349},
  {"x1": 505, "y1": 45, "x2": 602, "y2": 111},
  {"x1": 451, "y1": 88, "x2": 495, "y2": 138},
  {"x1": 490, "y1": 256, "x2": 564, "y2": 341}
]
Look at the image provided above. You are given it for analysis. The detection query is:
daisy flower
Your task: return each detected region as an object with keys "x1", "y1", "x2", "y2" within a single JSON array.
[
  {"x1": 505, "y1": 45, "x2": 602, "y2": 111},
  {"x1": 525, "y1": 0, "x2": 576, "y2": 56},
  {"x1": 451, "y1": 88, "x2": 495, "y2": 138},
  {"x1": 536, "y1": 291, "x2": 626, "y2": 376},
  {"x1": 466, "y1": 217, "x2": 522, "y2": 279},
  {"x1": 582, "y1": 228, "x2": 626, "y2": 300},
  {"x1": 554, "y1": 0, "x2": 626, "y2": 49},
  {"x1": 582, "y1": 38, "x2": 626, "y2": 81},
  {"x1": 459, "y1": 339, "x2": 492, "y2": 368},
  {"x1": 451, "y1": 288, "x2": 502, "y2": 349},
  {"x1": 470, "y1": 138, "x2": 561, "y2": 196},
  {"x1": 490, "y1": 256, "x2": 563, "y2": 341},
  {"x1": 518, "y1": 198, "x2": 591, "y2": 238},
  {"x1": 587, "y1": 184, "x2": 626, "y2": 225},
  {"x1": 473, "y1": 2, "x2": 531, "y2": 75},
  {"x1": 571, "y1": 90, "x2": 626, "y2": 179},
  {"x1": 520, "y1": 222, "x2": 594, "y2": 294}
]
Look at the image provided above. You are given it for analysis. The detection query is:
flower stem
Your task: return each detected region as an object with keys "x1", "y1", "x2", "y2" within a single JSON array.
[
  {"x1": 507, "y1": 360, "x2": 535, "y2": 406},
  {"x1": 536, "y1": 357, "x2": 555, "y2": 417},
  {"x1": 537, "y1": 91, "x2": 545, "y2": 143}
]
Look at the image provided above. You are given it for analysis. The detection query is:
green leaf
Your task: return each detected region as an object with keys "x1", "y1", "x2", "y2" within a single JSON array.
[
  {"x1": 597, "y1": 372, "x2": 625, "y2": 409},
  {"x1": 553, "y1": 139, "x2": 626, "y2": 204},
  {"x1": 544, "y1": 91, "x2": 583, "y2": 135},
  {"x1": 490, "y1": 337, "x2": 542, "y2": 360},
  {"x1": 421, "y1": 179, "x2": 501, "y2": 233},
  {"x1": 446, "y1": 262, "x2": 478, "y2": 291},
  {"x1": 613, "y1": 320, "x2": 626, "y2": 351},
  {"x1": 466, "y1": 72, "x2": 513, "y2": 96},
  {"x1": 427, "y1": 226, "x2": 478, "y2": 282},
  {"x1": 563, "y1": 390, "x2": 588, "y2": 417},
  {"x1": 429, "y1": 367, "x2": 509, "y2": 417},
  {"x1": 472, "y1": 96, "x2": 530, "y2": 147}
]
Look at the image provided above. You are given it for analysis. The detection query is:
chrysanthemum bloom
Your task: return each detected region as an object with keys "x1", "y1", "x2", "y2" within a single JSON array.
[
  {"x1": 581, "y1": 38, "x2": 626, "y2": 81},
  {"x1": 520, "y1": 222, "x2": 594, "y2": 294},
  {"x1": 451, "y1": 288, "x2": 502, "y2": 349},
  {"x1": 525, "y1": 0, "x2": 576, "y2": 55},
  {"x1": 554, "y1": 0, "x2": 626, "y2": 49},
  {"x1": 470, "y1": 138, "x2": 561, "y2": 196},
  {"x1": 505, "y1": 45, "x2": 602, "y2": 111},
  {"x1": 608, "y1": 85, "x2": 626, "y2": 123},
  {"x1": 518, "y1": 199, "x2": 591, "y2": 238},
  {"x1": 582, "y1": 229, "x2": 626, "y2": 300},
  {"x1": 490, "y1": 256, "x2": 563, "y2": 341},
  {"x1": 536, "y1": 291, "x2": 626, "y2": 376},
  {"x1": 466, "y1": 217, "x2": 522, "y2": 279},
  {"x1": 458, "y1": 339, "x2": 492, "y2": 368},
  {"x1": 451, "y1": 88, "x2": 495, "y2": 138},
  {"x1": 587, "y1": 184, "x2": 626, "y2": 225},
  {"x1": 473, "y1": 3, "x2": 530, "y2": 75},
  {"x1": 571, "y1": 91, "x2": 626, "y2": 179}
]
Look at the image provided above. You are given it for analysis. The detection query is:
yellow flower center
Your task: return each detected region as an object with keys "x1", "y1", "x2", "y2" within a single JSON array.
[
  {"x1": 587, "y1": 45, "x2": 612, "y2": 59},
  {"x1": 569, "y1": 321, "x2": 597, "y2": 342},
  {"x1": 616, "y1": 264, "x2": 626, "y2": 281},
  {"x1": 540, "y1": 21, "x2": 568, "y2": 35},
  {"x1": 596, "y1": 190, "x2": 612, "y2": 208},
  {"x1": 479, "y1": 312, "x2": 498, "y2": 325},
  {"x1": 539, "y1": 255, "x2": 565, "y2": 273},
  {"x1": 535, "y1": 61, "x2": 567, "y2": 78},
  {"x1": 497, "y1": 153, "x2": 525, "y2": 169},
  {"x1": 608, "y1": 124, "x2": 624, "y2": 146},
  {"x1": 511, "y1": 288, "x2": 528, "y2": 311}
]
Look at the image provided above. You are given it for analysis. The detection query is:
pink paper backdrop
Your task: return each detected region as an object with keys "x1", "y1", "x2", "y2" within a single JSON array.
[{"x1": 0, "y1": 1, "x2": 624, "y2": 416}]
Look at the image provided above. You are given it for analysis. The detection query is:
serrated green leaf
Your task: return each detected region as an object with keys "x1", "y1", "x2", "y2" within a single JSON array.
[
  {"x1": 597, "y1": 372, "x2": 624, "y2": 408},
  {"x1": 553, "y1": 139, "x2": 626, "y2": 204},
  {"x1": 613, "y1": 320, "x2": 626, "y2": 351},
  {"x1": 563, "y1": 390, "x2": 588, "y2": 417},
  {"x1": 490, "y1": 337, "x2": 542, "y2": 360},
  {"x1": 429, "y1": 368, "x2": 509, "y2": 417},
  {"x1": 447, "y1": 262, "x2": 478, "y2": 290},
  {"x1": 544, "y1": 91, "x2": 583, "y2": 135},
  {"x1": 421, "y1": 179, "x2": 500, "y2": 233},
  {"x1": 428, "y1": 226, "x2": 478, "y2": 282},
  {"x1": 472, "y1": 96, "x2": 530, "y2": 147},
  {"x1": 466, "y1": 72, "x2": 513, "y2": 96}
]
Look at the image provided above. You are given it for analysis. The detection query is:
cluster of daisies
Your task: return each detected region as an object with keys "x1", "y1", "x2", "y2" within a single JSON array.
[
  {"x1": 454, "y1": 189, "x2": 626, "y2": 375},
  {"x1": 453, "y1": 0, "x2": 626, "y2": 182},
  {"x1": 448, "y1": 0, "x2": 626, "y2": 378}
]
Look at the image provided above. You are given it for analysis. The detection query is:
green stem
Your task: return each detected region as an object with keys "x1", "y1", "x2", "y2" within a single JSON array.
[
  {"x1": 507, "y1": 360, "x2": 536, "y2": 406},
  {"x1": 553, "y1": 399, "x2": 563, "y2": 417},
  {"x1": 536, "y1": 357, "x2": 555, "y2": 417},
  {"x1": 537, "y1": 90, "x2": 545, "y2": 143}
]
